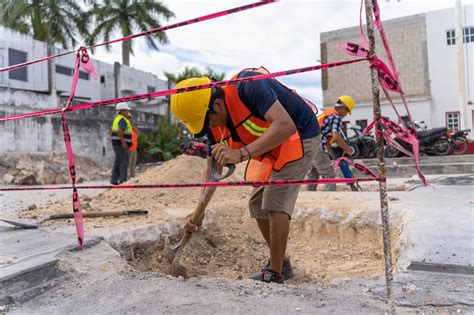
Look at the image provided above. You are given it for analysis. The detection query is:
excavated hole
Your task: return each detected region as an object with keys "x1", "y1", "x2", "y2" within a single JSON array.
[{"x1": 111, "y1": 206, "x2": 403, "y2": 285}]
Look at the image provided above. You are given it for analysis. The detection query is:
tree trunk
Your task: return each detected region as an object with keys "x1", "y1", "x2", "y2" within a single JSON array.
[
  {"x1": 122, "y1": 40, "x2": 130, "y2": 66},
  {"x1": 47, "y1": 42, "x2": 57, "y2": 106}
]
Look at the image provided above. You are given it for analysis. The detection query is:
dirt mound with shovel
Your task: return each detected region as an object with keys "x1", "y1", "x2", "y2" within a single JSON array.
[{"x1": 21, "y1": 155, "x2": 404, "y2": 284}]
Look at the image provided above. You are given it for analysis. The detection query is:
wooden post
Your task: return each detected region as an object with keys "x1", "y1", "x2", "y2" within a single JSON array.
[{"x1": 363, "y1": 0, "x2": 395, "y2": 313}]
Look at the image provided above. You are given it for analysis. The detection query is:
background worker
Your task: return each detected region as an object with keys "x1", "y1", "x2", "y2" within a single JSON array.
[
  {"x1": 128, "y1": 114, "x2": 140, "y2": 178},
  {"x1": 171, "y1": 68, "x2": 321, "y2": 284},
  {"x1": 307, "y1": 96, "x2": 359, "y2": 191},
  {"x1": 110, "y1": 102, "x2": 132, "y2": 185}
]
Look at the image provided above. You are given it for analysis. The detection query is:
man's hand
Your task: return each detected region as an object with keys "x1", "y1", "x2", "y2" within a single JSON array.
[
  {"x1": 184, "y1": 213, "x2": 203, "y2": 233},
  {"x1": 211, "y1": 143, "x2": 241, "y2": 165},
  {"x1": 122, "y1": 142, "x2": 129, "y2": 150}
]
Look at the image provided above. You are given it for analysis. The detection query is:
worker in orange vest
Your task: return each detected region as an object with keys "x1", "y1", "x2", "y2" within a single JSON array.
[
  {"x1": 171, "y1": 67, "x2": 321, "y2": 284},
  {"x1": 307, "y1": 96, "x2": 358, "y2": 191}
]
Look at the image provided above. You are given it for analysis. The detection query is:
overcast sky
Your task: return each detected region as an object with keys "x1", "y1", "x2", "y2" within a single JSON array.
[{"x1": 92, "y1": 0, "x2": 474, "y2": 103}]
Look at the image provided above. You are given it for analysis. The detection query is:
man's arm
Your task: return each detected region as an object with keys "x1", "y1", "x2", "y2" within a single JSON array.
[
  {"x1": 117, "y1": 128, "x2": 128, "y2": 149},
  {"x1": 332, "y1": 131, "x2": 352, "y2": 156},
  {"x1": 212, "y1": 100, "x2": 296, "y2": 165}
]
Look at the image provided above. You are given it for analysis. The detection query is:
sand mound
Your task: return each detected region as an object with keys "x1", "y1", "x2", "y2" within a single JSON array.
[{"x1": 21, "y1": 154, "x2": 403, "y2": 284}]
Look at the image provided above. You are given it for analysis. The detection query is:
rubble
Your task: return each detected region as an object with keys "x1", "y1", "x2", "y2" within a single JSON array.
[{"x1": 0, "y1": 152, "x2": 107, "y2": 185}]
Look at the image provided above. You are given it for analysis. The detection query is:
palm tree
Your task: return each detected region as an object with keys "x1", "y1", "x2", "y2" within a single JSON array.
[
  {"x1": 165, "y1": 66, "x2": 226, "y2": 84},
  {"x1": 87, "y1": 0, "x2": 174, "y2": 66},
  {"x1": 0, "y1": 0, "x2": 88, "y2": 96}
]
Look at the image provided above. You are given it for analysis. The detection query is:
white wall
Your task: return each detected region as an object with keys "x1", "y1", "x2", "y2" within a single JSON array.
[
  {"x1": 426, "y1": 5, "x2": 474, "y2": 131},
  {"x1": 0, "y1": 26, "x2": 48, "y2": 92},
  {"x1": 55, "y1": 50, "x2": 101, "y2": 103}
]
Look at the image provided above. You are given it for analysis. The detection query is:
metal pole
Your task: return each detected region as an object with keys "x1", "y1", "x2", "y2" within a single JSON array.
[
  {"x1": 363, "y1": 0, "x2": 395, "y2": 313},
  {"x1": 455, "y1": 0, "x2": 467, "y2": 130}
]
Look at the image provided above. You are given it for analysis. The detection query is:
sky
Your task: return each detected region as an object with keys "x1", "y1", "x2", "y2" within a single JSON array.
[{"x1": 91, "y1": 0, "x2": 474, "y2": 104}]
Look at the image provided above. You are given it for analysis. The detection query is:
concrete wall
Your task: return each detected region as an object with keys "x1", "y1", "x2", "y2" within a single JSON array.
[
  {"x1": 426, "y1": 5, "x2": 474, "y2": 130},
  {"x1": 0, "y1": 98, "x2": 160, "y2": 165}
]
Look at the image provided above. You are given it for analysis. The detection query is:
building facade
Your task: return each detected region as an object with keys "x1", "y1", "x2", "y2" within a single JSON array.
[
  {"x1": 0, "y1": 26, "x2": 171, "y2": 164},
  {"x1": 320, "y1": 5, "x2": 473, "y2": 135}
]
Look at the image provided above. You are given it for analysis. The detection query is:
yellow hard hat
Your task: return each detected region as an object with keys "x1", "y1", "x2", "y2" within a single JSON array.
[
  {"x1": 336, "y1": 95, "x2": 355, "y2": 115},
  {"x1": 170, "y1": 77, "x2": 212, "y2": 135}
]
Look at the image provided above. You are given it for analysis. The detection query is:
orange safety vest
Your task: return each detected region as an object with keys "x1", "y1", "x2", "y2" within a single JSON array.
[
  {"x1": 210, "y1": 67, "x2": 318, "y2": 181},
  {"x1": 130, "y1": 130, "x2": 138, "y2": 151},
  {"x1": 317, "y1": 109, "x2": 340, "y2": 146}
]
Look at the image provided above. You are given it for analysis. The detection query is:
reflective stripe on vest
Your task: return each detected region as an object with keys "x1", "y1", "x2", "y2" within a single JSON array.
[
  {"x1": 210, "y1": 68, "x2": 316, "y2": 180},
  {"x1": 111, "y1": 114, "x2": 132, "y2": 146}
]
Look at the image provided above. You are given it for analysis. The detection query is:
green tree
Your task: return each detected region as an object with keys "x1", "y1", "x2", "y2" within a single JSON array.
[
  {"x1": 138, "y1": 116, "x2": 187, "y2": 162},
  {"x1": 165, "y1": 66, "x2": 226, "y2": 83},
  {"x1": 87, "y1": 0, "x2": 174, "y2": 66},
  {"x1": 0, "y1": 0, "x2": 88, "y2": 96}
]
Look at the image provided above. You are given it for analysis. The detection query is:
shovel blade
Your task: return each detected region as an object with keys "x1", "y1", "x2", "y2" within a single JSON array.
[{"x1": 0, "y1": 218, "x2": 39, "y2": 229}]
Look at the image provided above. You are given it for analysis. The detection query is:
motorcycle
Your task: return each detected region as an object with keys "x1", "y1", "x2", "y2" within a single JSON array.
[
  {"x1": 447, "y1": 129, "x2": 471, "y2": 155},
  {"x1": 182, "y1": 141, "x2": 208, "y2": 159},
  {"x1": 348, "y1": 126, "x2": 376, "y2": 159},
  {"x1": 383, "y1": 116, "x2": 453, "y2": 157}
]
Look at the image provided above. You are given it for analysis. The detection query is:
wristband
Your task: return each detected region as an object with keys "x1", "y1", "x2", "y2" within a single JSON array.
[{"x1": 242, "y1": 145, "x2": 252, "y2": 160}]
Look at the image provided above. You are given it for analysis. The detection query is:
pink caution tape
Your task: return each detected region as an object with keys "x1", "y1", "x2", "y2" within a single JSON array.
[
  {"x1": 0, "y1": 1, "x2": 275, "y2": 74},
  {"x1": 337, "y1": 0, "x2": 426, "y2": 186},
  {"x1": 333, "y1": 157, "x2": 378, "y2": 180},
  {"x1": 0, "y1": 177, "x2": 378, "y2": 192},
  {"x1": 0, "y1": 58, "x2": 367, "y2": 122},
  {"x1": 59, "y1": 48, "x2": 97, "y2": 248},
  {"x1": 364, "y1": 117, "x2": 427, "y2": 186}
]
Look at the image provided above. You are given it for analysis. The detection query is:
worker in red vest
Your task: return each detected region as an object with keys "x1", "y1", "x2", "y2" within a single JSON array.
[
  {"x1": 171, "y1": 67, "x2": 321, "y2": 284},
  {"x1": 128, "y1": 115, "x2": 140, "y2": 178}
]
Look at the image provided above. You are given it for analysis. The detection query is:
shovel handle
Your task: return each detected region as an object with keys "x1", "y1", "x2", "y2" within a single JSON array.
[
  {"x1": 47, "y1": 210, "x2": 148, "y2": 220},
  {"x1": 210, "y1": 157, "x2": 235, "y2": 181}
]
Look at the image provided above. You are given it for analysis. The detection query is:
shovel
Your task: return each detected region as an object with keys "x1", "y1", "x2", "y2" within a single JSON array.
[
  {"x1": 164, "y1": 158, "x2": 235, "y2": 278},
  {"x1": 0, "y1": 209, "x2": 148, "y2": 229}
]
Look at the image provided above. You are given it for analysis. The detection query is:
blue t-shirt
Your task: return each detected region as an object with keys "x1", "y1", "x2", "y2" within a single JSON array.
[
  {"x1": 207, "y1": 70, "x2": 320, "y2": 147},
  {"x1": 118, "y1": 118, "x2": 127, "y2": 131}
]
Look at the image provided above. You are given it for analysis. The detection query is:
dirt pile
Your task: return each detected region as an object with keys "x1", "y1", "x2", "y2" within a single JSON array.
[
  {"x1": 21, "y1": 155, "x2": 403, "y2": 284},
  {"x1": 0, "y1": 151, "x2": 106, "y2": 185}
]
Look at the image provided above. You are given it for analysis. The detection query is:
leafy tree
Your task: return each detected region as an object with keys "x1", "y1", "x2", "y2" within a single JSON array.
[
  {"x1": 138, "y1": 116, "x2": 188, "y2": 162},
  {"x1": 165, "y1": 66, "x2": 226, "y2": 83},
  {"x1": 87, "y1": 0, "x2": 174, "y2": 66},
  {"x1": 0, "y1": 0, "x2": 88, "y2": 96}
]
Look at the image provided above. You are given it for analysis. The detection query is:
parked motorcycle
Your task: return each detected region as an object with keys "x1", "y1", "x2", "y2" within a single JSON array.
[
  {"x1": 348, "y1": 126, "x2": 376, "y2": 159},
  {"x1": 182, "y1": 141, "x2": 208, "y2": 158},
  {"x1": 447, "y1": 129, "x2": 471, "y2": 155},
  {"x1": 383, "y1": 117, "x2": 453, "y2": 157}
]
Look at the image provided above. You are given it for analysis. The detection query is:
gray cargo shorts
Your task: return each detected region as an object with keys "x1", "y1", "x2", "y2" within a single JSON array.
[{"x1": 248, "y1": 135, "x2": 320, "y2": 219}]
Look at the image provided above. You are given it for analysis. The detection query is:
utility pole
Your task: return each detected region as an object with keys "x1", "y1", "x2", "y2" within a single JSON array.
[{"x1": 455, "y1": 0, "x2": 468, "y2": 130}]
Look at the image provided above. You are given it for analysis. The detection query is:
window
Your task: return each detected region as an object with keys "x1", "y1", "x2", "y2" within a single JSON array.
[
  {"x1": 447, "y1": 27, "x2": 474, "y2": 46},
  {"x1": 56, "y1": 64, "x2": 89, "y2": 80},
  {"x1": 355, "y1": 119, "x2": 368, "y2": 130},
  {"x1": 446, "y1": 112, "x2": 460, "y2": 130},
  {"x1": 100, "y1": 75, "x2": 105, "y2": 83},
  {"x1": 464, "y1": 27, "x2": 474, "y2": 43},
  {"x1": 147, "y1": 85, "x2": 156, "y2": 93},
  {"x1": 78, "y1": 71, "x2": 89, "y2": 80},
  {"x1": 56, "y1": 65, "x2": 72, "y2": 76},
  {"x1": 8, "y1": 48, "x2": 27, "y2": 81},
  {"x1": 447, "y1": 30, "x2": 456, "y2": 45}
]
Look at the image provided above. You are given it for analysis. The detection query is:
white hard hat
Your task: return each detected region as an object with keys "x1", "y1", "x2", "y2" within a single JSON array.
[{"x1": 116, "y1": 102, "x2": 131, "y2": 111}]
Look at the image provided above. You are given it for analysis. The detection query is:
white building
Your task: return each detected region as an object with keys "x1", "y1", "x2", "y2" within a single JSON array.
[
  {"x1": 320, "y1": 5, "x2": 473, "y2": 135},
  {"x1": 0, "y1": 26, "x2": 171, "y2": 163}
]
